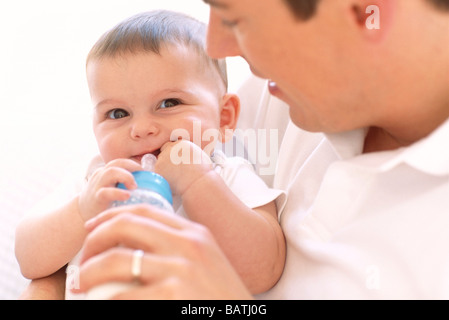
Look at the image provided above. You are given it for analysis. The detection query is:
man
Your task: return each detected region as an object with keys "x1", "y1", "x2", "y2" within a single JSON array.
[
  {"x1": 25, "y1": 0, "x2": 449, "y2": 299},
  {"x1": 202, "y1": 0, "x2": 449, "y2": 299}
]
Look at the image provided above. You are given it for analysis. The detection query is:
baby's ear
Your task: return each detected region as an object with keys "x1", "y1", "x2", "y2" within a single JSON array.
[{"x1": 219, "y1": 93, "x2": 241, "y2": 143}]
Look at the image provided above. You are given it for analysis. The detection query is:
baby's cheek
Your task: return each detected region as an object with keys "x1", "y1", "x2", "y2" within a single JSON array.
[{"x1": 97, "y1": 136, "x2": 127, "y2": 164}]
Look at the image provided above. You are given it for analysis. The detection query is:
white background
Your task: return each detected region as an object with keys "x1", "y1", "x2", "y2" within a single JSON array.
[{"x1": 0, "y1": 0, "x2": 251, "y2": 299}]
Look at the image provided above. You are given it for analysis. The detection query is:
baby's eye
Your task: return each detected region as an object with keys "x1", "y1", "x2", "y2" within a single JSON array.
[
  {"x1": 106, "y1": 108, "x2": 129, "y2": 119},
  {"x1": 160, "y1": 99, "x2": 181, "y2": 109}
]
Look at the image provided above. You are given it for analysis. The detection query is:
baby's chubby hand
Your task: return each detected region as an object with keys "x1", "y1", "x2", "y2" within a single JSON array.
[
  {"x1": 154, "y1": 140, "x2": 214, "y2": 196},
  {"x1": 78, "y1": 159, "x2": 143, "y2": 222}
]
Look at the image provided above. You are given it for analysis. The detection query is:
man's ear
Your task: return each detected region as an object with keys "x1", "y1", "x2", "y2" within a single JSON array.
[
  {"x1": 348, "y1": 0, "x2": 396, "y2": 42},
  {"x1": 219, "y1": 93, "x2": 240, "y2": 143}
]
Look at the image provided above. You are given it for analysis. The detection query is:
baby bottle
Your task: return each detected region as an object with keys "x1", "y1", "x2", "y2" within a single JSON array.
[
  {"x1": 85, "y1": 153, "x2": 173, "y2": 300},
  {"x1": 112, "y1": 153, "x2": 174, "y2": 213}
]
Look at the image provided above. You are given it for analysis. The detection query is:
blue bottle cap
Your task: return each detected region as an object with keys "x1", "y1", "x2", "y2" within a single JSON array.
[{"x1": 117, "y1": 171, "x2": 173, "y2": 205}]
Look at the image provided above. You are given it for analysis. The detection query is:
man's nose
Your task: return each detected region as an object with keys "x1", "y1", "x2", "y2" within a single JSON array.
[
  {"x1": 130, "y1": 117, "x2": 159, "y2": 139},
  {"x1": 205, "y1": 11, "x2": 242, "y2": 59}
]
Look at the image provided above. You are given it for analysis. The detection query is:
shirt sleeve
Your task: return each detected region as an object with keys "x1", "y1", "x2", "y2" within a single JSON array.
[{"x1": 214, "y1": 152, "x2": 286, "y2": 215}]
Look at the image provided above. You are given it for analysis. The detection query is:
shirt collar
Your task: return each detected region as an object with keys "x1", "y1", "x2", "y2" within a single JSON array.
[
  {"x1": 397, "y1": 117, "x2": 449, "y2": 175},
  {"x1": 324, "y1": 117, "x2": 449, "y2": 176},
  {"x1": 324, "y1": 128, "x2": 367, "y2": 160}
]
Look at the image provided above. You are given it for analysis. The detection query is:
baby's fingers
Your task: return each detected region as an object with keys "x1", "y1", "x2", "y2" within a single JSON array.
[
  {"x1": 104, "y1": 158, "x2": 143, "y2": 172},
  {"x1": 96, "y1": 187, "x2": 131, "y2": 205},
  {"x1": 93, "y1": 166, "x2": 138, "y2": 190}
]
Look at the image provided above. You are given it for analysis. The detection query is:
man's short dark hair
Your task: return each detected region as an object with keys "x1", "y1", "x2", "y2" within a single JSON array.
[
  {"x1": 282, "y1": 0, "x2": 320, "y2": 20},
  {"x1": 430, "y1": 0, "x2": 449, "y2": 10},
  {"x1": 283, "y1": 0, "x2": 449, "y2": 20}
]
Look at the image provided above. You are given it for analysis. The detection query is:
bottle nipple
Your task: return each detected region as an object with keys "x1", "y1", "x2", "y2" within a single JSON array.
[{"x1": 141, "y1": 153, "x2": 157, "y2": 171}]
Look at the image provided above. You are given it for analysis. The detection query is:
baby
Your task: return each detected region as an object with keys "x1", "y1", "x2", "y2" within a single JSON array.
[{"x1": 15, "y1": 10, "x2": 286, "y2": 299}]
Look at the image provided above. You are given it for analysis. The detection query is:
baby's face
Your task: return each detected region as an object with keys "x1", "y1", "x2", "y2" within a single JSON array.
[{"x1": 88, "y1": 45, "x2": 223, "y2": 164}]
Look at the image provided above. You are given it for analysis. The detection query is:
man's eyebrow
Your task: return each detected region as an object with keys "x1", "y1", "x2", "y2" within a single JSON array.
[{"x1": 203, "y1": 0, "x2": 229, "y2": 9}]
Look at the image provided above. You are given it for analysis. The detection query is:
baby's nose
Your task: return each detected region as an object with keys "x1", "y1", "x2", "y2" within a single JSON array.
[{"x1": 130, "y1": 118, "x2": 159, "y2": 139}]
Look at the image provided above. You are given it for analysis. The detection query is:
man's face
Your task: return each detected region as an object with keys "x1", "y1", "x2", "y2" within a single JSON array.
[{"x1": 204, "y1": 0, "x2": 375, "y2": 133}]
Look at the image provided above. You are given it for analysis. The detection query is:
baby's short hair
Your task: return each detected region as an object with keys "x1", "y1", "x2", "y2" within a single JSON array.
[{"x1": 87, "y1": 10, "x2": 228, "y2": 91}]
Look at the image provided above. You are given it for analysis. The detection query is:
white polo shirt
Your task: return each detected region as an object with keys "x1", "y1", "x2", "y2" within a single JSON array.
[{"x1": 257, "y1": 116, "x2": 449, "y2": 299}]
